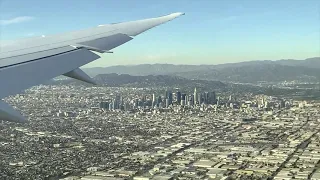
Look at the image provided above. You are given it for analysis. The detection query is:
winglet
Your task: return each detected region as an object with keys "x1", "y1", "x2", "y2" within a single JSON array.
[
  {"x1": 115, "y1": 12, "x2": 185, "y2": 36},
  {"x1": 63, "y1": 68, "x2": 97, "y2": 85},
  {"x1": 0, "y1": 100, "x2": 27, "y2": 123}
]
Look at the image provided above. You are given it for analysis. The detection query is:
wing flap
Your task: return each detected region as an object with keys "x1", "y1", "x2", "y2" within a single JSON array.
[
  {"x1": 0, "y1": 46, "x2": 76, "y2": 68},
  {"x1": 0, "y1": 49, "x2": 100, "y2": 99},
  {"x1": 63, "y1": 68, "x2": 97, "y2": 85}
]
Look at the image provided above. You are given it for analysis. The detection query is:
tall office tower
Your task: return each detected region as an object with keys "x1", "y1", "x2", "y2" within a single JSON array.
[
  {"x1": 152, "y1": 93, "x2": 156, "y2": 102},
  {"x1": 181, "y1": 93, "x2": 186, "y2": 101},
  {"x1": 164, "y1": 90, "x2": 169, "y2": 99},
  {"x1": 207, "y1": 92, "x2": 212, "y2": 104},
  {"x1": 152, "y1": 93, "x2": 156, "y2": 108},
  {"x1": 229, "y1": 95, "x2": 232, "y2": 101},
  {"x1": 168, "y1": 92, "x2": 173, "y2": 105},
  {"x1": 181, "y1": 100, "x2": 186, "y2": 106},
  {"x1": 157, "y1": 96, "x2": 162, "y2": 106},
  {"x1": 230, "y1": 103, "x2": 234, "y2": 108},
  {"x1": 189, "y1": 95, "x2": 194, "y2": 106},
  {"x1": 261, "y1": 98, "x2": 265, "y2": 106},
  {"x1": 204, "y1": 92, "x2": 210, "y2": 104},
  {"x1": 109, "y1": 102, "x2": 113, "y2": 111},
  {"x1": 280, "y1": 99, "x2": 285, "y2": 109},
  {"x1": 114, "y1": 95, "x2": 121, "y2": 109},
  {"x1": 211, "y1": 91, "x2": 216, "y2": 104},
  {"x1": 217, "y1": 96, "x2": 220, "y2": 106},
  {"x1": 112, "y1": 101, "x2": 116, "y2": 110},
  {"x1": 185, "y1": 94, "x2": 189, "y2": 103},
  {"x1": 165, "y1": 99, "x2": 170, "y2": 108},
  {"x1": 194, "y1": 87, "x2": 198, "y2": 105},
  {"x1": 176, "y1": 91, "x2": 181, "y2": 104},
  {"x1": 105, "y1": 102, "x2": 109, "y2": 109},
  {"x1": 198, "y1": 93, "x2": 203, "y2": 104},
  {"x1": 120, "y1": 96, "x2": 123, "y2": 106}
]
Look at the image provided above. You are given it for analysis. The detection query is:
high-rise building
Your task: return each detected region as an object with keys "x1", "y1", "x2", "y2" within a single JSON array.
[
  {"x1": 109, "y1": 102, "x2": 113, "y2": 111},
  {"x1": 203, "y1": 92, "x2": 209, "y2": 104},
  {"x1": 211, "y1": 91, "x2": 216, "y2": 104},
  {"x1": 168, "y1": 92, "x2": 173, "y2": 105},
  {"x1": 194, "y1": 87, "x2": 198, "y2": 105},
  {"x1": 208, "y1": 91, "x2": 216, "y2": 104},
  {"x1": 164, "y1": 90, "x2": 169, "y2": 99},
  {"x1": 165, "y1": 99, "x2": 170, "y2": 108},
  {"x1": 181, "y1": 100, "x2": 186, "y2": 106},
  {"x1": 152, "y1": 93, "x2": 156, "y2": 102},
  {"x1": 120, "y1": 96, "x2": 123, "y2": 106},
  {"x1": 157, "y1": 96, "x2": 162, "y2": 106},
  {"x1": 198, "y1": 93, "x2": 203, "y2": 104},
  {"x1": 176, "y1": 91, "x2": 181, "y2": 104},
  {"x1": 152, "y1": 93, "x2": 156, "y2": 108},
  {"x1": 181, "y1": 93, "x2": 186, "y2": 101},
  {"x1": 115, "y1": 95, "x2": 121, "y2": 109},
  {"x1": 112, "y1": 101, "x2": 116, "y2": 110},
  {"x1": 189, "y1": 95, "x2": 194, "y2": 106}
]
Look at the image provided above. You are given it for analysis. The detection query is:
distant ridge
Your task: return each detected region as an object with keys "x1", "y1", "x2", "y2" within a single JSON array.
[
  {"x1": 49, "y1": 73, "x2": 226, "y2": 89},
  {"x1": 83, "y1": 57, "x2": 320, "y2": 83},
  {"x1": 83, "y1": 57, "x2": 319, "y2": 75},
  {"x1": 84, "y1": 64, "x2": 213, "y2": 77}
]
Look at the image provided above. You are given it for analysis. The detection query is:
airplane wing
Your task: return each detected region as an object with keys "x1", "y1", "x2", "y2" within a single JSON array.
[{"x1": 0, "y1": 12, "x2": 185, "y2": 123}]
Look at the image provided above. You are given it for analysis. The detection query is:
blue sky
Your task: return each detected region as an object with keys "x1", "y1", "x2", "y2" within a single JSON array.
[{"x1": 0, "y1": 0, "x2": 319, "y2": 67}]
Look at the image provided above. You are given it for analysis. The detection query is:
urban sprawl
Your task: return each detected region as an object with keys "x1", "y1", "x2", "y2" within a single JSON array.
[{"x1": 1, "y1": 85, "x2": 320, "y2": 180}]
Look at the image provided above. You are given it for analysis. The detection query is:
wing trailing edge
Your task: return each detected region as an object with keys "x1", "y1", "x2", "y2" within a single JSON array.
[{"x1": 0, "y1": 49, "x2": 100, "y2": 100}]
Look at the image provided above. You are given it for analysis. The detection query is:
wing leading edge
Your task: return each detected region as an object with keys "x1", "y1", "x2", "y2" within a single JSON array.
[{"x1": 0, "y1": 12, "x2": 185, "y2": 123}]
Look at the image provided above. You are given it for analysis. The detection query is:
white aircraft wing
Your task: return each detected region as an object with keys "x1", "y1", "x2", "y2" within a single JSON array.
[{"x1": 0, "y1": 12, "x2": 184, "y2": 123}]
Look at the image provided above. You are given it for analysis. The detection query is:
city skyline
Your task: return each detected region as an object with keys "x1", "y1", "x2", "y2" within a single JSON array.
[
  {"x1": 1, "y1": 83, "x2": 313, "y2": 179},
  {"x1": 0, "y1": 0, "x2": 319, "y2": 67}
]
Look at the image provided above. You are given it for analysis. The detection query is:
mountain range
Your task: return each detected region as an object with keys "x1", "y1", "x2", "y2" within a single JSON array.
[
  {"x1": 50, "y1": 73, "x2": 226, "y2": 91},
  {"x1": 83, "y1": 57, "x2": 320, "y2": 83}
]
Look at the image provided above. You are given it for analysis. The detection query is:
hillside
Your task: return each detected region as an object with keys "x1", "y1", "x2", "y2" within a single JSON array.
[
  {"x1": 50, "y1": 73, "x2": 226, "y2": 89},
  {"x1": 173, "y1": 63, "x2": 320, "y2": 83},
  {"x1": 83, "y1": 57, "x2": 320, "y2": 83}
]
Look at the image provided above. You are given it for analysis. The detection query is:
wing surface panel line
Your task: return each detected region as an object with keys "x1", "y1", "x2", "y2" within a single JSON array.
[
  {"x1": 0, "y1": 49, "x2": 79, "y2": 69},
  {"x1": 0, "y1": 29, "x2": 119, "y2": 54}
]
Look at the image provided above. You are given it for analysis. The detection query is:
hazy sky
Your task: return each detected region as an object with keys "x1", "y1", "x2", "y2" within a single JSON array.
[{"x1": 0, "y1": 0, "x2": 319, "y2": 67}]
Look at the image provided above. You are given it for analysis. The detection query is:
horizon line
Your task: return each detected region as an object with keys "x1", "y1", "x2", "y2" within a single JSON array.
[{"x1": 84, "y1": 56, "x2": 319, "y2": 68}]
